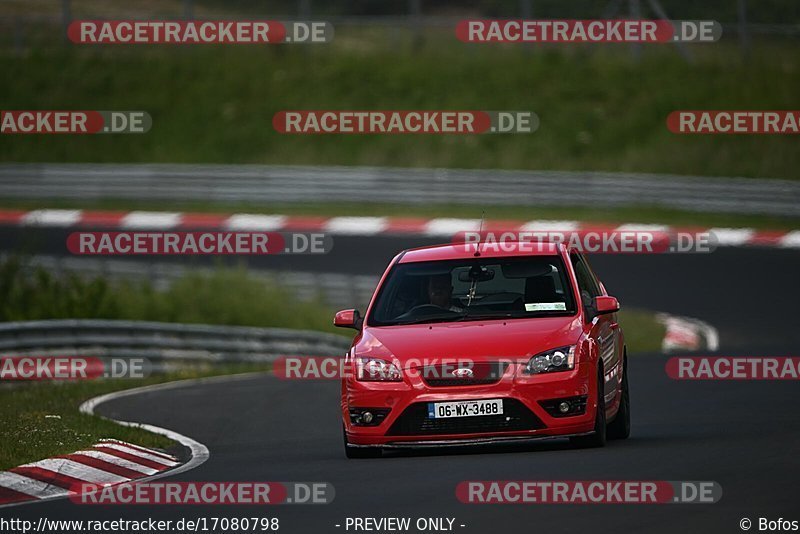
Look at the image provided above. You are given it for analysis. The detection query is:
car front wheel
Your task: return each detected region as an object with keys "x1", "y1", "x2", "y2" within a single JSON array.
[
  {"x1": 570, "y1": 364, "x2": 607, "y2": 448},
  {"x1": 607, "y1": 355, "x2": 631, "y2": 440}
]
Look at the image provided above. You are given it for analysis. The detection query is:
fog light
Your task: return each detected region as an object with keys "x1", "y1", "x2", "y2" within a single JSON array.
[
  {"x1": 362, "y1": 411, "x2": 374, "y2": 424},
  {"x1": 539, "y1": 395, "x2": 588, "y2": 417}
]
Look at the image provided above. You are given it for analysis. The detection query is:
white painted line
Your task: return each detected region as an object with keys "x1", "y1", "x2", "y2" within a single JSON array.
[
  {"x1": 709, "y1": 227, "x2": 755, "y2": 246},
  {"x1": 614, "y1": 223, "x2": 671, "y2": 232},
  {"x1": 70, "y1": 451, "x2": 159, "y2": 475},
  {"x1": 98, "y1": 439, "x2": 177, "y2": 461},
  {"x1": 0, "y1": 472, "x2": 68, "y2": 498},
  {"x1": 325, "y1": 216, "x2": 387, "y2": 235},
  {"x1": 704, "y1": 326, "x2": 720, "y2": 351},
  {"x1": 26, "y1": 458, "x2": 131, "y2": 484},
  {"x1": 21, "y1": 209, "x2": 82, "y2": 226},
  {"x1": 93, "y1": 443, "x2": 178, "y2": 466},
  {"x1": 657, "y1": 313, "x2": 720, "y2": 353},
  {"x1": 224, "y1": 214, "x2": 287, "y2": 231},
  {"x1": 779, "y1": 230, "x2": 800, "y2": 248},
  {"x1": 0, "y1": 373, "x2": 253, "y2": 509},
  {"x1": 519, "y1": 220, "x2": 580, "y2": 231},
  {"x1": 424, "y1": 218, "x2": 481, "y2": 237},
  {"x1": 121, "y1": 211, "x2": 182, "y2": 229}
]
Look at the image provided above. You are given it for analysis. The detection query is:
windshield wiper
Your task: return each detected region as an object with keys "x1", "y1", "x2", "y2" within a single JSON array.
[
  {"x1": 456, "y1": 311, "x2": 524, "y2": 321},
  {"x1": 392, "y1": 313, "x2": 467, "y2": 326},
  {"x1": 456, "y1": 310, "x2": 568, "y2": 321}
]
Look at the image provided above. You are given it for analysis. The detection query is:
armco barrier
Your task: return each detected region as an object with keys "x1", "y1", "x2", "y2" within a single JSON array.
[
  {"x1": 0, "y1": 319, "x2": 352, "y2": 365},
  {"x1": 1, "y1": 163, "x2": 798, "y2": 216}
]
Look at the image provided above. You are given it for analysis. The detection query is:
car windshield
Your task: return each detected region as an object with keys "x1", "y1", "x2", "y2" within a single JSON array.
[{"x1": 368, "y1": 256, "x2": 577, "y2": 326}]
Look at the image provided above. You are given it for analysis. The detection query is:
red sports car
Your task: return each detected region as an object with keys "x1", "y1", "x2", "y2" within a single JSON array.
[{"x1": 335, "y1": 241, "x2": 630, "y2": 458}]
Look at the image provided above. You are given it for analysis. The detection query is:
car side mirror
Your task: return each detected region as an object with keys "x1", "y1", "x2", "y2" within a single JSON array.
[
  {"x1": 334, "y1": 309, "x2": 362, "y2": 330},
  {"x1": 594, "y1": 295, "x2": 620, "y2": 315}
]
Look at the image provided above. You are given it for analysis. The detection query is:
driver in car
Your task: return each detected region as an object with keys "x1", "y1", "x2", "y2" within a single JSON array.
[{"x1": 427, "y1": 273, "x2": 463, "y2": 312}]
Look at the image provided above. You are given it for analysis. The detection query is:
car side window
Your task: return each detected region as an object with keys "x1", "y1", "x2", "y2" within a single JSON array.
[
  {"x1": 570, "y1": 253, "x2": 601, "y2": 302},
  {"x1": 579, "y1": 253, "x2": 604, "y2": 295}
]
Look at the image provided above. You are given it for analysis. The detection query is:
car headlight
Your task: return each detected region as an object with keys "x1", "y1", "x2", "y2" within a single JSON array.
[
  {"x1": 356, "y1": 357, "x2": 402, "y2": 382},
  {"x1": 524, "y1": 346, "x2": 576, "y2": 374}
]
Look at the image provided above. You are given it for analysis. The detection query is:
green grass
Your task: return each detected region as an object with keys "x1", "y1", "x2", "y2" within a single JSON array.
[
  {"x1": 618, "y1": 309, "x2": 665, "y2": 355},
  {"x1": 0, "y1": 257, "x2": 340, "y2": 332},
  {"x1": 2, "y1": 198, "x2": 798, "y2": 230},
  {"x1": 0, "y1": 32, "x2": 798, "y2": 179},
  {"x1": 0, "y1": 257, "x2": 344, "y2": 469},
  {"x1": 0, "y1": 364, "x2": 270, "y2": 470}
]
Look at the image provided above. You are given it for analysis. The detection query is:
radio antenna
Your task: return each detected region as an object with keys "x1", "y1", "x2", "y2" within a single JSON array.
[{"x1": 474, "y1": 210, "x2": 485, "y2": 257}]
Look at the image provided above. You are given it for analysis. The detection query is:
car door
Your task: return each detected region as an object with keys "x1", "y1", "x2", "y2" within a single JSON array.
[{"x1": 570, "y1": 252, "x2": 621, "y2": 414}]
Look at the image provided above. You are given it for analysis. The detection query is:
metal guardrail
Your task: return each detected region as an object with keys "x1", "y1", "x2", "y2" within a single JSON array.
[
  {"x1": 0, "y1": 319, "x2": 352, "y2": 363},
  {"x1": 1, "y1": 163, "x2": 798, "y2": 216}
]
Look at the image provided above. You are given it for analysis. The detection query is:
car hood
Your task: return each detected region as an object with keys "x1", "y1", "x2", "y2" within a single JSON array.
[{"x1": 357, "y1": 316, "x2": 583, "y2": 366}]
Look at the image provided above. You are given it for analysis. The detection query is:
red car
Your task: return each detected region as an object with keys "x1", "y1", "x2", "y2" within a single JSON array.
[{"x1": 334, "y1": 241, "x2": 630, "y2": 458}]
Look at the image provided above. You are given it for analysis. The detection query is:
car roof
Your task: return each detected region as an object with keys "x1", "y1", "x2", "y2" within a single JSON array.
[{"x1": 398, "y1": 241, "x2": 566, "y2": 263}]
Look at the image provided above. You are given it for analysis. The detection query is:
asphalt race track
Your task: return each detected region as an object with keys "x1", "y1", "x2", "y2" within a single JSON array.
[{"x1": 3, "y1": 231, "x2": 800, "y2": 532}]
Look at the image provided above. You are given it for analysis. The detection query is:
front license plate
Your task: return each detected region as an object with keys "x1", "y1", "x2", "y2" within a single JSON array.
[{"x1": 427, "y1": 399, "x2": 503, "y2": 419}]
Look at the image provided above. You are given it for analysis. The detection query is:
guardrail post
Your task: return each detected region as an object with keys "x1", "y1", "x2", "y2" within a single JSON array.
[
  {"x1": 183, "y1": 0, "x2": 194, "y2": 19},
  {"x1": 409, "y1": 0, "x2": 423, "y2": 49},
  {"x1": 61, "y1": 0, "x2": 71, "y2": 42},
  {"x1": 628, "y1": 0, "x2": 641, "y2": 62},
  {"x1": 13, "y1": 16, "x2": 25, "y2": 56},
  {"x1": 299, "y1": 0, "x2": 311, "y2": 18},
  {"x1": 737, "y1": 0, "x2": 750, "y2": 59}
]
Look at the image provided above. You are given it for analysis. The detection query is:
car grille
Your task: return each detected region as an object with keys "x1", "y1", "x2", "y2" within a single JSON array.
[
  {"x1": 386, "y1": 398, "x2": 544, "y2": 436},
  {"x1": 419, "y1": 362, "x2": 509, "y2": 387}
]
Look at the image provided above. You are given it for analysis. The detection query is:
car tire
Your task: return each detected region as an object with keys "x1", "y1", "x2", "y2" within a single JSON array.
[
  {"x1": 343, "y1": 426, "x2": 382, "y2": 459},
  {"x1": 607, "y1": 355, "x2": 631, "y2": 440},
  {"x1": 570, "y1": 364, "x2": 607, "y2": 448}
]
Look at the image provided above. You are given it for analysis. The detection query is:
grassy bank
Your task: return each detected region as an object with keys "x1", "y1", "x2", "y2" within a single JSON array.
[
  {"x1": 0, "y1": 36, "x2": 798, "y2": 179},
  {"x1": 0, "y1": 364, "x2": 270, "y2": 470},
  {"x1": 0, "y1": 260, "x2": 342, "y2": 469},
  {"x1": 618, "y1": 309, "x2": 666, "y2": 356},
  {"x1": 0, "y1": 256, "x2": 666, "y2": 351},
  {"x1": 0, "y1": 257, "x2": 339, "y2": 332}
]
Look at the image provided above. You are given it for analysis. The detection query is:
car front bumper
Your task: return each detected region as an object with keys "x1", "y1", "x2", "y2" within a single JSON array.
[{"x1": 343, "y1": 361, "x2": 596, "y2": 447}]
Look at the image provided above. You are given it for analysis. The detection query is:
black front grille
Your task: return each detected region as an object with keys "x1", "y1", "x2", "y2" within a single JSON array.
[
  {"x1": 424, "y1": 377, "x2": 501, "y2": 387},
  {"x1": 386, "y1": 398, "x2": 544, "y2": 436},
  {"x1": 420, "y1": 362, "x2": 509, "y2": 388}
]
